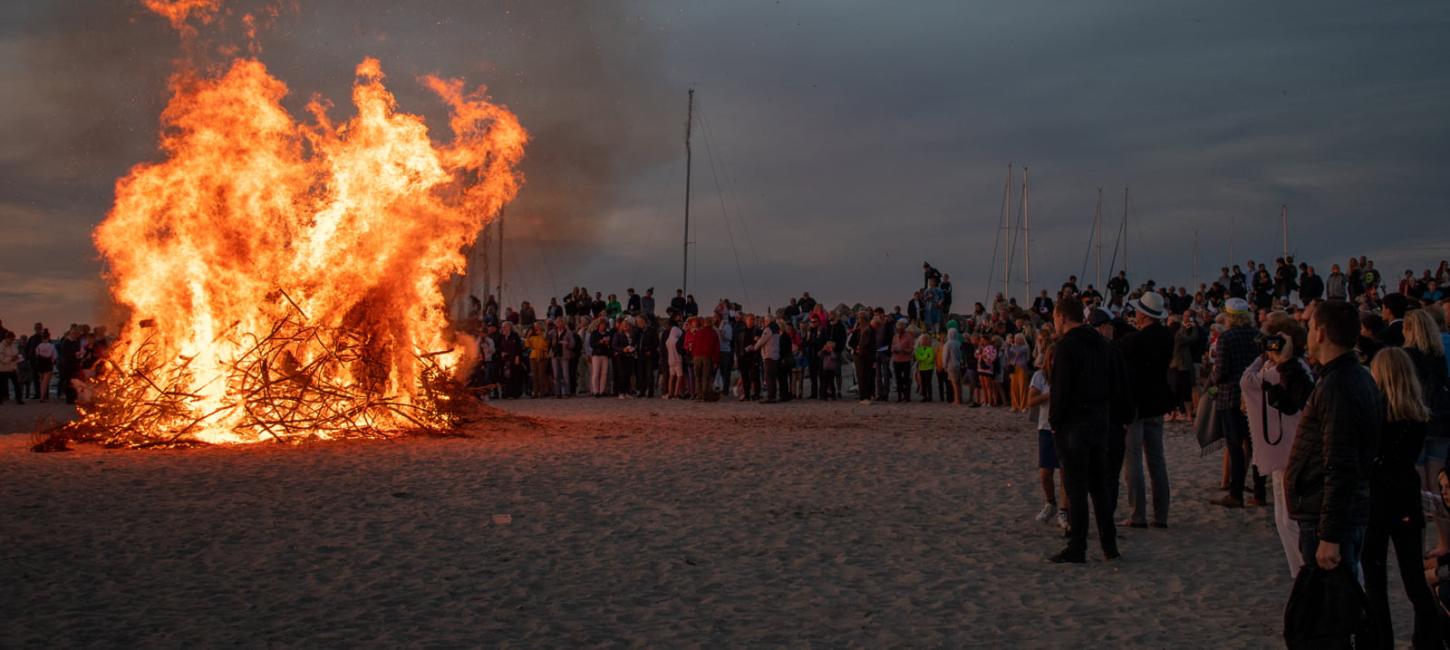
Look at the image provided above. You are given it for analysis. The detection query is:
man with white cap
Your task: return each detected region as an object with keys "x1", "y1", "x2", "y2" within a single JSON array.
[
  {"x1": 1210, "y1": 297, "x2": 1264, "y2": 508},
  {"x1": 1117, "y1": 291, "x2": 1177, "y2": 528}
]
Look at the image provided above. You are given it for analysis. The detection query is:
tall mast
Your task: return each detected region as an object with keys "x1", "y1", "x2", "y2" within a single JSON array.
[
  {"x1": 1022, "y1": 166, "x2": 1031, "y2": 304},
  {"x1": 1094, "y1": 187, "x2": 1103, "y2": 288},
  {"x1": 1193, "y1": 228, "x2": 1200, "y2": 288},
  {"x1": 1002, "y1": 163, "x2": 1013, "y2": 299},
  {"x1": 1122, "y1": 186, "x2": 1129, "y2": 277},
  {"x1": 496, "y1": 208, "x2": 504, "y2": 308},
  {"x1": 1281, "y1": 204, "x2": 1289, "y2": 259},
  {"x1": 682, "y1": 88, "x2": 694, "y2": 295}
]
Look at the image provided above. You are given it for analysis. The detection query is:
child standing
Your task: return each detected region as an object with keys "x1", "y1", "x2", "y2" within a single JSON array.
[
  {"x1": 820, "y1": 341, "x2": 839, "y2": 400},
  {"x1": 914, "y1": 334, "x2": 935, "y2": 402},
  {"x1": 1026, "y1": 344, "x2": 1068, "y2": 530}
]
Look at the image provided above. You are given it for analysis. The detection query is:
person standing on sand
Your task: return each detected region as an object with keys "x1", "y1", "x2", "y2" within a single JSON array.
[
  {"x1": 1118, "y1": 292, "x2": 1175, "y2": 529},
  {"x1": 688, "y1": 317, "x2": 719, "y2": 401},
  {"x1": 1027, "y1": 344, "x2": 1068, "y2": 531},
  {"x1": 891, "y1": 321, "x2": 914, "y2": 402},
  {"x1": 1286, "y1": 299, "x2": 1380, "y2": 580},
  {"x1": 1241, "y1": 314, "x2": 1314, "y2": 576},
  {"x1": 1210, "y1": 298, "x2": 1264, "y2": 508},
  {"x1": 913, "y1": 333, "x2": 935, "y2": 402},
  {"x1": 751, "y1": 317, "x2": 781, "y2": 403},
  {"x1": 1048, "y1": 296, "x2": 1133, "y2": 563},
  {"x1": 589, "y1": 319, "x2": 614, "y2": 397},
  {"x1": 1362, "y1": 347, "x2": 1439, "y2": 648}
]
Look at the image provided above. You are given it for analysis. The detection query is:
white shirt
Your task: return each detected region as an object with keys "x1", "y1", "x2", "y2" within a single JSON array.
[
  {"x1": 1030, "y1": 370, "x2": 1051, "y2": 430},
  {"x1": 34, "y1": 341, "x2": 56, "y2": 360}
]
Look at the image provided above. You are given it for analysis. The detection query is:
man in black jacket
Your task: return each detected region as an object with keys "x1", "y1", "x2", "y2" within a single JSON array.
[
  {"x1": 1287, "y1": 299, "x2": 1382, "y2": 577},
  {"x1": 1118, "y1": 292, "x2": 1175, "y2": 528},
  {"x1": 1049, "y1": 296, "x2": 1135, "y2": 563}
]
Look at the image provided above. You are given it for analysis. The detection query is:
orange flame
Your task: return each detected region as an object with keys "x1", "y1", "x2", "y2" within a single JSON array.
[{"x1": 84, "y1": 51, "x2": 525, "y2": 444}]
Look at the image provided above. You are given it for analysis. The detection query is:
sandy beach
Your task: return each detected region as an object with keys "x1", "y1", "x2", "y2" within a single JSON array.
[{"x1": 0, "y1": 399, "x2": 1415, "y2": 647}]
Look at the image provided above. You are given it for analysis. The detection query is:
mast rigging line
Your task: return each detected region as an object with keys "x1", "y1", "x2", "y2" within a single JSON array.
[
  {"x1": 984, "y1": 163, "x2": 1011, "y2": 306},
  {"x1": 695, "y1": 102, "x2": 753, "y2": 307}
]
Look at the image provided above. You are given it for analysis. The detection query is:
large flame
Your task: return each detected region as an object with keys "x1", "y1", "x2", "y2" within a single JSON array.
[{"x1": 76, "y1": 50, "x2": 525, "y2": 445}]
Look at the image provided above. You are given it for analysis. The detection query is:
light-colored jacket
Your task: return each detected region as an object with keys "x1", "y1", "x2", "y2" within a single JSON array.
[
  {"x1": 1241, "y1": 356, "x2": 1311, "y2": 474},
  {"x1": 752, "y1": 326, "x2": 780, "y2": 361},
  {"x1": 0, "y1": 339, "x2": 20, "y2": 372}
]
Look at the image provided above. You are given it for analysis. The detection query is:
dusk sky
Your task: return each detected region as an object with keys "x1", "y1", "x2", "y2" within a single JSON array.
[{"x1": 2, "y1": 1, "x2": 1447, "y2": 329}]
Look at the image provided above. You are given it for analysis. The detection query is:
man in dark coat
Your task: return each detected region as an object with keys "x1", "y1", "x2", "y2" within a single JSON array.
[
  {"x1": 1118, "y1": 292, "x2": 1176, "y2": 528},
  {"x1": 1048, "y1": 296, "x2": 1134, "y2": 563},
  {"x1": 1287, "y1": 299, "x2": 1382, "y2": 578}
]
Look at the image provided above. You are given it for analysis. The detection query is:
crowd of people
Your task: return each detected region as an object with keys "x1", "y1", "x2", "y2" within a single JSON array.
[
  {"x1": 7, "y1": 253, "x2": 1450, "y2": 643},
  {"x1": 456, "y1": 255, "x2": 1450, "y2": 643},
  {"x1": 0, "y1": 321, "x2": 111, "y2": 406}
]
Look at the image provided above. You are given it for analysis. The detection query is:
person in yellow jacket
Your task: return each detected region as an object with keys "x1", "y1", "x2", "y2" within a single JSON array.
[
  {"x1": 525, "y1": 322, "x2": 550, "y2": 397},
  {"x1": 914, "y1": 333, "x2": 936, "y2": 402}
]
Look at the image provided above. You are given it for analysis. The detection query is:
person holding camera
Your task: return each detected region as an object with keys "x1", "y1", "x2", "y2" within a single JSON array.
[{"x1": 1242, "y1": 313, "x2": 1314, "y2": 576}]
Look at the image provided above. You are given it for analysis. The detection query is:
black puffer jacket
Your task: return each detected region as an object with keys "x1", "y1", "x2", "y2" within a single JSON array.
[
  {"x1": 1286, "y1": 353, "x2": 1383, "y2": 543},
  {"x1": 1048, "y1": 324, "x2": 1134, "y2": 439}
]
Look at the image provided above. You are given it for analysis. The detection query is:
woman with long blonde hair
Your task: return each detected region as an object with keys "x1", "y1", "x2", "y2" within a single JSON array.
[
  {"x1": 1363, "y1": 347, "x2": 1438, "y2": 648},
  {"x1": 1404, "y1": 309, "x2": 1450, "y2": 557}
]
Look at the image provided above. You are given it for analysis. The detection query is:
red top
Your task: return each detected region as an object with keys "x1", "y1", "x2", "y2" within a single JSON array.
[{"x1": 687, "y1": 327, "x2": 721, "y2": 363}]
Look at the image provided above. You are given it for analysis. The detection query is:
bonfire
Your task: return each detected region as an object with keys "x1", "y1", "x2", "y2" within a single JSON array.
[{"x1": 53, "y1": 1, "x2": 527, "y2": 448}]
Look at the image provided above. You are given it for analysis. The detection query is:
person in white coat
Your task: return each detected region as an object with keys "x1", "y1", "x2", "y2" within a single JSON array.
[{"x1": 1240, "y1": 313, "x2": 1315, "y2": 577}]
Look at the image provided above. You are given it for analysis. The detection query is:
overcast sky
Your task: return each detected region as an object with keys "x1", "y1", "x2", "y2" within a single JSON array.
[{"x1": 2, "y1": 1, "x2": 1447, "y2": 329}]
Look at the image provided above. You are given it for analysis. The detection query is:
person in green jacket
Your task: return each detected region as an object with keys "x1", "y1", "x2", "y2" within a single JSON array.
[{"x1": 914, "y1": 334, "x2": 936, "y2": 403}]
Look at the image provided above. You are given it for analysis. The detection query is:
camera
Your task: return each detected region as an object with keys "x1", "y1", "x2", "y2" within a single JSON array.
[{"x1": 1257, "y1": 332, "x2": 1287, "y2": 354}]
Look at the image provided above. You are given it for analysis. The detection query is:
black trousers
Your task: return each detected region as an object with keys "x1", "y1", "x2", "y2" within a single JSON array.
[
  {"x1": 1364, "y1": 513, "x2": 1441, "y2": 649},
  {"x1": 893, "y1": 361, "x2": 911, "y2": 401},
  {"x1": 855, "y1": 357, "x2": 873, "y2": 400},
  {"x1": 776, "y1": 360, "x2": 792, "y2": 400},
  {"x1": 917, "y1": 369, "x2": 933, "y2": 401},
  {"x1": 0, "y1": 371, "x2": 21, "y2": 402},
  {"x1": 808, "y1": 360, "x2": 821, "y2": 399},
  {"x1": 822, "y1": 369, "x2": 837, "y2": 399},
  {"x1": 740, "y1": 356, "x2": 760, "y2": 399},
  {"x1": 59, "y1": 367, "x2": 78, "y2": 404},
  {"x1": 614, "y1": 356, "x2": 635, "y2": 396},
  {"x1": 762, "y1": 359, "x2": 779, "y2": 400},
  {"x1": 1055, "y1": 427, "x2": 1119, "y2": 558},
  {"x1": 637, "y1": 356, "x2": 656, "y2": 397}
]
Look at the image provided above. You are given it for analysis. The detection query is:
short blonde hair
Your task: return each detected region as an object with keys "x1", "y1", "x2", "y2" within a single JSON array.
[
  {"x1": 1405, "y1": 309, "x2": 1445, "y2": 358},
  {"x1": 1371, "y1": 347, "x2": 1430, "y2": 424}
]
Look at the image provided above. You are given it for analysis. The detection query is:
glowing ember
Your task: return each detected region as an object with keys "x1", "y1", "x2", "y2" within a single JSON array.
[{"x1": 67, "y1": 11, "x2": 526, "y2": 446}]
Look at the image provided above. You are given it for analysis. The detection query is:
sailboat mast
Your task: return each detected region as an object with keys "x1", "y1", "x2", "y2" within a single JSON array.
[
  {"x1": 1281, "y1": 204, "x2": 1289, "y2": 259},
  {"x1": 1122, "y1": 186, "x2": 1129, "y2": 277},
  {"x1": 1023, "y1": 166, "x2": 1031, "y2": 304},
  {"x1": 496, "y1": 208, "x2": 505, "y2": 309},
  {"x1": 682, "y1": 88, "x2": 694, "y2": 295},
  {"x1": 1003, "y1": 163, "x2": 1012, "y2": 299},
  {"x1": 1094, "y1": 187, "x2": 1103, "y2": 288}
]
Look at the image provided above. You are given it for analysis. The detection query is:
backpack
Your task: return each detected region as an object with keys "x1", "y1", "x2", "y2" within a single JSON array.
[{"x1": 1283, "y1": 562, "x2": 1371, "y2": 649}]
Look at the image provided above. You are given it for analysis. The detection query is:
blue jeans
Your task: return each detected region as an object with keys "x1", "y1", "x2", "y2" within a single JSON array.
[
  {"x1": 1297, "y1": 520, "x2": 1366, "y2": 582},
  {"x1": 1123, "y1": 416, "x2": 1170, "y2": 525}
]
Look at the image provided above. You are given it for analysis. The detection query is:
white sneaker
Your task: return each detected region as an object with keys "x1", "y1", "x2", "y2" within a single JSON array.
[
  {"x1": 1056, "y1": 510, "x2": 1070, "y2": 530},
  {"x1": 1036, "y1": 503, "x2": 1056, "y2": 523}
]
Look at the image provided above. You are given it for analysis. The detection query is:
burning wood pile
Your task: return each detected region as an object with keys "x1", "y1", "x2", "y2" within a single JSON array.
[{"x1": 50, "y1": 1, "x2": 527, "y2": 448}]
